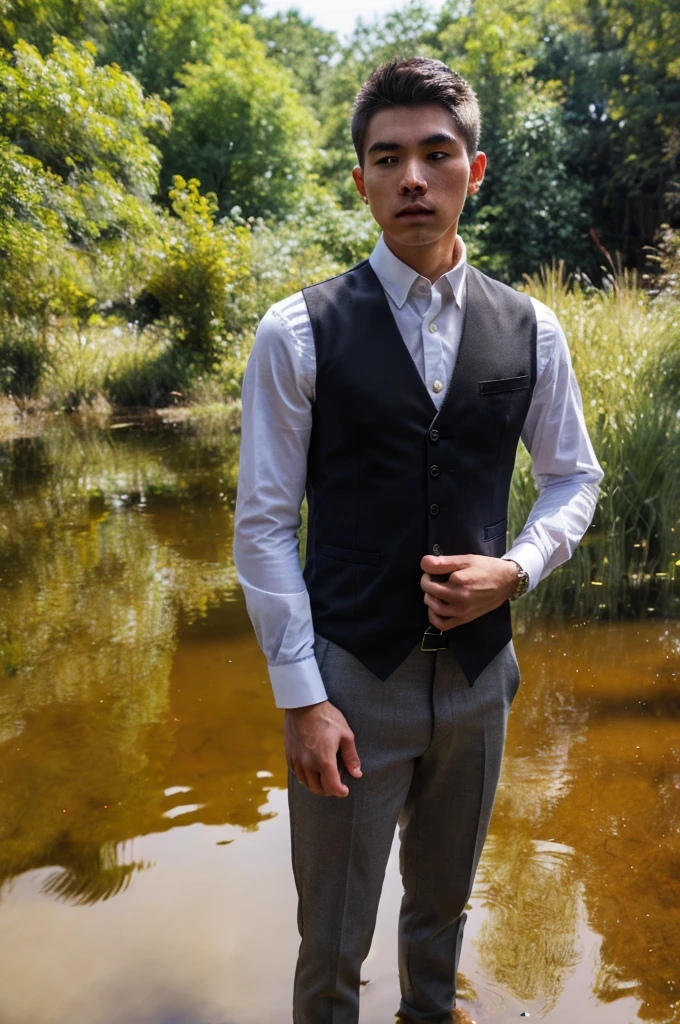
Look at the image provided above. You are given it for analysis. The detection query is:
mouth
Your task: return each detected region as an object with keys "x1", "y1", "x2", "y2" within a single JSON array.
[{"x1": 396, "y1": 204, "x2": 435, "y2": 220}]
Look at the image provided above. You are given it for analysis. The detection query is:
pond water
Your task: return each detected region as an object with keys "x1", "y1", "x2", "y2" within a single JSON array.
[{"x1": 0, "y1": 418, "x2": 678, "y2": 1024}]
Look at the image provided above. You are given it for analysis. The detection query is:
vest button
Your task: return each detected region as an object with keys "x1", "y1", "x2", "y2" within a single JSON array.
[
  {"x1": 429, "y1": 503, "x2": 439, "y2": 516},
  {"x1": 429, "y1": 464, "x2": 440, "y2": 478},
  {"x1": 432, "y1": 543, "x2": 443, "y2": 556},
  {"x1": 429, "y1": 428, "x2": 440, "y2": 444}
]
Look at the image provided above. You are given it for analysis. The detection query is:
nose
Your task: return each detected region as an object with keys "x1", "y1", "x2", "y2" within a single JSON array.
[{"x1": 398, "y1": 158, "x2": 427, "y2": 196}]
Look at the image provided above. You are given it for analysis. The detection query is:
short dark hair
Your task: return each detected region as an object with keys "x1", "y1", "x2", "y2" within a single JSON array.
[{"x1": 351, "y1": 57, "x2": 481, "y2": 166}]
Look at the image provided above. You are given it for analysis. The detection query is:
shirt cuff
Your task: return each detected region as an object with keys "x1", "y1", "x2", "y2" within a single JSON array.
[
  {"x1": 502, "y1": 542, "x2": 547, "y2": 593},
  {"x1": 268, "y1": 655, "x2": 329, "y2": 709}
]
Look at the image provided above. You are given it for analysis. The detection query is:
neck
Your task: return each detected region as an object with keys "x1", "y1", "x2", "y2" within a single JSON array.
[{"x1": 381, "y1": 224, "x2": 462, "y2": 283}]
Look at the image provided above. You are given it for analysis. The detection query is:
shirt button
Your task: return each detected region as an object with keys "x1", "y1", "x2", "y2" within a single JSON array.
[
  {"x1": 432, "y1": 543, "x2": 443, "y2": 556},
  {"x1": 432, "y1": 379, "x2": 443, "y2": 393},
  {"x1": 429, "y1": 464, "x2": 440, "y2": 478},
  {"x1": 428, "y1": 322, "x2": 438, "y2": 334},
  {"x1": 429, "y1": 428, "x2": 440, "y2": 443},
  {"x1": 429, "y1": 503, "x2": 439, "y2": 516}
]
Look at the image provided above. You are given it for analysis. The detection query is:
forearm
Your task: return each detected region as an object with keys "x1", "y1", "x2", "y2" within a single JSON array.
[
  {"x1": 235, "y1": 573, "x2": 328, "y2": 708},
  {"x1": 513, "y1": 298, "x2": 603, "y2": 589},
  {"x1": 502, "y1": 476, "x2": 601, "y2": 590}
]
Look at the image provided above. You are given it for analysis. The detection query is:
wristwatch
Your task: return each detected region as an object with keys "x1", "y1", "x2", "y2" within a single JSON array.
[{"x1": 506, "y1": 559, "x2": 530, "y2": 600}]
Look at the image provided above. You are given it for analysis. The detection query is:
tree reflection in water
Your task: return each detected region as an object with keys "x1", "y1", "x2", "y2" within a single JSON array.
[{"x1": 0, "y1": 419, "x2": 283, "y2": 906}]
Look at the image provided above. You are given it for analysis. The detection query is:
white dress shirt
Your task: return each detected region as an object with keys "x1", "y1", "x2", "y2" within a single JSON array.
[{"x1": 233, "y1": 234, "x2": 603, "y2": 708}]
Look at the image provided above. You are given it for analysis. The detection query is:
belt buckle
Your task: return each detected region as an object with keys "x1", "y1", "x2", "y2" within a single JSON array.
[{"x1": 421, "y1": 626, "x2": 448, "y2": 652}]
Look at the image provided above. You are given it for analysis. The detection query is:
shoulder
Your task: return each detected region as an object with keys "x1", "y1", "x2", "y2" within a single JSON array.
[
  {"x1": 251, "y1": 289, "x2": 315, "y2": 369},
  {"x1": 302, "y1": 259, "x2": 371, "y2": 297},
  {"x1": 259, "y1": 290, "x2": 310, "y2": 344},
  {"x1": 467, "y1": 265, "x2": 532, "y2": 307},
  {"x1": 244, "y1": 290, "x2": 317, "y2": 399},
  {"x1": 302, "y1": 261, "x2": 374, "y2": 322}
]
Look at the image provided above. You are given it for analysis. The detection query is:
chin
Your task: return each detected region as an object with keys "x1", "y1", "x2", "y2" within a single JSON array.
[{"x1": 394, "y1": 225, "x2": 442, "y2": 245}]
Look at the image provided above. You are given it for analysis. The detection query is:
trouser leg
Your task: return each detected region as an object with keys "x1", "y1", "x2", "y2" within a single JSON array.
[
  {"x1": 396, "y1": 640, "x2": 521, "y2": 1024},
  {"x1": 290, "y1": 636, "x2": 435, "y2": 1024}
]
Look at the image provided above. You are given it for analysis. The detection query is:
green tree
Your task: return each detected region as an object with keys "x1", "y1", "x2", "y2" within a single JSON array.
[
  {"x1": 533, "y1": 0, "x2": 680, "y2": 271},
  {"x1": 162, "y1": 23, "x2": 318, "y2": 219},
  {"x1": 144, "y1": 175, "x2": 253, "y2": 369},
  {"x1": 0, "y1": 0, "x2": 103, "y2": 51},
  {"x1": 0, "y1": 36, "x2": 169, "y2": 196},
  {"x1": 95, "y1": 0, "x2": 248, "y2": 98},
  {"x1": 0, "y1": 37, "x2": 170, "y2": 393},
  {"x1": 249, "y1": 8, "x2": 339, "y2": 105}
]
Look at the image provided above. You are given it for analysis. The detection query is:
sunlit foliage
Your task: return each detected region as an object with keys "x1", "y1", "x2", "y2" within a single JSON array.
[{"x1": 162, "y1": 23, "x2": 318, "y2": 219}]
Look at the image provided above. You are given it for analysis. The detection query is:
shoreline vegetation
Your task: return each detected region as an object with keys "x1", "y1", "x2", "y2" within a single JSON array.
[{"x1": 1, "y1": 0, "x2": 679, "y2": 620}]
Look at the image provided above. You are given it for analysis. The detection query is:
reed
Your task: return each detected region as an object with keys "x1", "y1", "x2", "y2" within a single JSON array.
[{"x1": 512, "y1": 263, "x2": 680, "y2": 621}]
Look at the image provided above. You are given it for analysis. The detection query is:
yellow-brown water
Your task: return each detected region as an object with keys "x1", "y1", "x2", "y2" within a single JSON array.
[{"x1": 0, "y1": 420, "x2": 678, "y2": 1024}]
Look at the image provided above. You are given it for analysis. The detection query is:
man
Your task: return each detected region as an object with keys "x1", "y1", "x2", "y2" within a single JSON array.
[{"x1": 233, "y1": 57, "x2": 602, "y2": 1024}]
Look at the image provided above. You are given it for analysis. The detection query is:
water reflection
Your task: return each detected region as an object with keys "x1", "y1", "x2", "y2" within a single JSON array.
[
  {"x1": 476, "y1": 622, "x2": 680, "y2": 1022},
  {"x1": 0, "y1": 420, "x2": 283, "y2": 908},
  {"x1": 0, "y1": 422, "x2": 679, "y2": 1023}
]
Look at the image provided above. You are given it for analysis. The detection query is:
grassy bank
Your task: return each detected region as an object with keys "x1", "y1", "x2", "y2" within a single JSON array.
[{"x1": 513, "y1": 264, "x2": 680, "y2": 621}]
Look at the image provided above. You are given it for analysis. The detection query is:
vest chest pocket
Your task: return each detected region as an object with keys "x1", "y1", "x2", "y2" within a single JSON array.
[
  {"x1": 483, "y1": 517, "x2": 508, "y2": 541},
  {"x1": 479, "y1": 374, "x2": 530, "y2": 396},
  {"x1": 316, "y1": 542, "x2": 381, "y2": 567}
]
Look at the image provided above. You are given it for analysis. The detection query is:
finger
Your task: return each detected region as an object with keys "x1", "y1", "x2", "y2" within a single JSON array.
[
  {"x1": 319, "y1": 759, "x2": 349, "y2": 798},
  {"x1": 302, "y1": 768, "x2": 325, "y2": 797},
  {"x1": 420, "y1": 575, "x2": 461, "y2": 599},
  {"x1": 444, "y1": 567, "x2": 476, "y2": 587},
  {"x1": 421, "y1": 572, "x2": 444, "y2": 595},
  {"x1": 428, "y1": 607, "x2": 463, "y2": 630},
  {"x1": 420, "y1": 554, "x2": 470, "y2": 575},
  {"x1": 339, "y1": 734, "x2": 362, "y2": 779},
  {"x1": 291, "y1": 760, "x2": 308, "y2": 789},
  {"x1": 424, "y1": 592, "x2": 458, "y2": 617},
  {"x1": 424, "y1": 590, "x2": 469, "y2": 616}
]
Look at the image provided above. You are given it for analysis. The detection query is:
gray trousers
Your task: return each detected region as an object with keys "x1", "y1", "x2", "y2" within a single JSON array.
[{"x1": 288, "y1": 634, "x2": 520, "y2": 1024}]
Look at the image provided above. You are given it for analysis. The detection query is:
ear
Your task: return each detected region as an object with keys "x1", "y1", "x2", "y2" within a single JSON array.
[
  {"x1": 352, "y1": 164, "x2": 369, "y2": 204},
  {"x1": 467, "y1": 151, "x2": 487, "y2": 196}
]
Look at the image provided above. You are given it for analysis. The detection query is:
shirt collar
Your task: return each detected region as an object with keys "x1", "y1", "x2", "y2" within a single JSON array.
[{"x1": 368, "y1": 232, "x2": 467, "y2": 311}]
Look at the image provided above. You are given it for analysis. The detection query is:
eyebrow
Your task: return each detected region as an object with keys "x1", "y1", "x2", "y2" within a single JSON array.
[{"x1": 367, "y1": 132, "x2": 459, "y2": 155}]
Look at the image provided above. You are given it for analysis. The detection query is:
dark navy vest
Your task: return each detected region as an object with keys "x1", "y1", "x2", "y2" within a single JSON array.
[{"x1": 302, "y1": 259, "x2": 537, "y2": 685}]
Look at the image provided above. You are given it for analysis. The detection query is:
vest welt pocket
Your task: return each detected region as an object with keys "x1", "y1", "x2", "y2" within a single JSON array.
[
  {"x1": 483, "y1": 517, "x2": 508, "y2": 541},
  {"x1": 316, "y1": 542, "x2": 380, "y2": 567},
  {"x1": 479, "y1": 374, "x2": 530, "y2": 396}
]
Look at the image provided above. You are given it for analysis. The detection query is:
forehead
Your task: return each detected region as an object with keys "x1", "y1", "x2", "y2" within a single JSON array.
[{"x1": 364, "y1": 103, "x2": 461, "y2": 149}]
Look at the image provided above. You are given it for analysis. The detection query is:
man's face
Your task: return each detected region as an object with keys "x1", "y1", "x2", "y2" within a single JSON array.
[{"x1": 352, "y1": 103, "x2": 486, "y2": 250}]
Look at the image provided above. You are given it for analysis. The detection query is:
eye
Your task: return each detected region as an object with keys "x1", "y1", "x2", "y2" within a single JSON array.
[
  {"x1": 427, "y1": 151, "x2": 448, "y2": 160},
  {"x1": 375, "y1": 155, "x2": 398, "y2": 165}
]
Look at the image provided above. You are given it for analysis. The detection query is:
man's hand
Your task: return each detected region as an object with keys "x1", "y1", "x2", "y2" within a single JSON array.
[
  {"x1": 285, "y1": 700, "x2": 362, "y2": 797},
  {"x1": 420, "y1": 553, "x2": 519, "y2": 630}
]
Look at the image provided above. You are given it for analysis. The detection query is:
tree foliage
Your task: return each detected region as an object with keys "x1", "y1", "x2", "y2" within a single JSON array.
[
  {"x1": 249, "y1": 8, "x2": 339, "y2": 104},
  {"x1": 145, "y1": 175, "x2": 253, "y2": 367},
  {"x1": 0, "y1": 35, "x2": 169, "y2": 394},
  {"x1": 162, "y1": 22, "x2": 318, "y2": 219},
  {"x1": 0, "y1": 0, "x2": 678, "y2": 401}
]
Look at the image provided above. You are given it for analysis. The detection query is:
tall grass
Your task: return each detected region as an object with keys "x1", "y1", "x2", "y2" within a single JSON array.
[{"x1": 512, "y1": 263, "x2": 680, "y2": 621}]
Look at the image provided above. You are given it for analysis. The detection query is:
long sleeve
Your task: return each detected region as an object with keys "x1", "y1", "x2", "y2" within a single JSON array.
[
  {"x1": 501, "y1": 298, "x2": 603, "y2": 587},
  {"x1": 232, "y1": 297, "x2": 328, "y2": 709}
]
